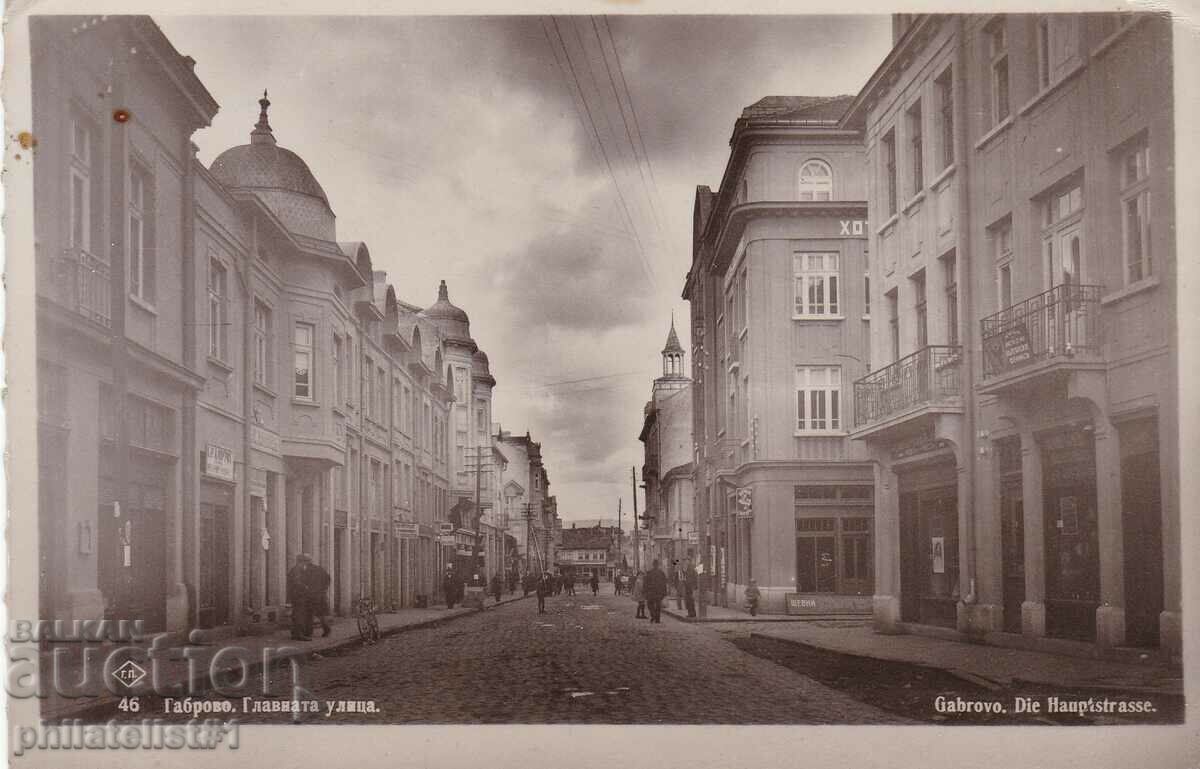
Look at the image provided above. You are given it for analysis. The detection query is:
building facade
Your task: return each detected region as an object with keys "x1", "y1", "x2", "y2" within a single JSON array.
[
  {"x1": 638, "y1": 320, "x2": 695, "y2": 570},
  {"x1": 683, "y1": 96, "x2": 876, "y2": 614},
  {"x1": 845, "y1": 13, "x2": 1178, "y2": 656},
  {"x1": 33, "y1": 15, "x2": 517, "y2": 632},
  {"x1": 495, "y1": 429, "x2": 558, "y2": 575}
]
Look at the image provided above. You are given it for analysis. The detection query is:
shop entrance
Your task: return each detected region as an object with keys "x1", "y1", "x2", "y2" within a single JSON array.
[
  {"x1": 1041, "y1": 426, "x2": 1098, "y2": 642},
  {"x1": 38, "y1": 426, "x2": 68, "y2": 621},
  {"x1": 1120, "y1": 417, "x2": 1163, "y2": 648},
  {"x1": 899, "y1": 479, "x2": 959, "y2": 628},
  {"x1": 198, "y1": 500, "x2": 231, "y2": 627},
  {"x1": 998, "y1": 438, "x2": 1025, "y2": 634},
  {"x1": 98, "y1": 457, "x2": 169, "y2": 631}
]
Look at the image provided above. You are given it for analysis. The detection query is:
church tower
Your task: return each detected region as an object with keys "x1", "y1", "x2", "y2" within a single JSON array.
[{"x1": 653, "y1": 315, "x2": 690, "y2": 400}]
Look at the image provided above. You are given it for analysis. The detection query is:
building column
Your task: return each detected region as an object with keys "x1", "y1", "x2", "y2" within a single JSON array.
[
  {"x1": 231, "y1": 463, "x2": 247, "y2": 631},
  {"x1": 269, "y1": 471, "x2": 287, "y2": 612},
  {"x1": 1158, "y1": 409, "x2": 1181, "y2": 656},
  {"x1": 1093, "y1": 416, "x2": 1126, "y2": 647},
  {"x1": 1020, "y1": 430, "x2": 1047, "y2": 637},
  {"x1": 873, "y1": 460, "x2": 902, "y2": 632},
  {"x1": 961, "y1": 445, "x2": 1001, "y2": 634}
]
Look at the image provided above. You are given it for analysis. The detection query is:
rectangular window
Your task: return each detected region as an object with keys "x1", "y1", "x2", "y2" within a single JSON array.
[
  {"x1": 208, "y1": 257, "x2": 227, "y2": 361},
  {"x1": 403, "y1": 386, "x2": 413, "y2": 434},
  {"x1": 1037, "y1": 17, "x2": 1052, "y2": 89},
  {"x1": 331, "y1": 335, "x2": 343, "y2": 404},
  {"x1": 364, "y1": 355, "x2": 375, "y2": 418},
  {"x1": 936, "y1": 67, "x2": 954, "y2": 170},
  {"x1": 990, "y1": 217, "x2": 1014, "y2": 307},
  {"x1": 1119, "y1": 138, "x2": 1151, "y2": 284},
  {"x1": 907, "y1": 99, "x2": 924, "y2": 195},
  {"x1": 128, "y1": 167, "x2": 153, "y2": 302},
  {"x1": 882, "y1": 129, "x2": 898, "y2": 217},
  {"x1": 988, "y1": 20, "x2": 1010, "y2": 123},
  {"x1": 913, "y1": 272, "x2": 928, "y2": 349},
  {"x1": 294, "y1": 322, "x2": 314, "y2": 400},
  {"x1": 69, "y1": 119, "x2": 92, "y2": 252},
  {"x1": 942, "y1": 252, "x2": 959, "y2": 346},
  {"x1": 795, "y1": 366, "x2": 841, "y2": 433},
  {"x1": 793, "y1": 252, "x2": 840, "y2": 317},
  {"x1": 863, "y1": 273, "x2": 871, "y2": 317},
  {"x1": 887, "y1": 291, "x2": 900, "y2": 362},
  {"x1": 255, "y1": 301, "x2": 272, "y2": 387},
  {"x1": 377, "y1": 367, "x2": 387, "y2": 423}
]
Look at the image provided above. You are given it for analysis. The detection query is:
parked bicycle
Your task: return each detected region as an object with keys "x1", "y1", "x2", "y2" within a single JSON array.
[{"x1": 354, "y1": 595, "x2": 380, "y2": 644}]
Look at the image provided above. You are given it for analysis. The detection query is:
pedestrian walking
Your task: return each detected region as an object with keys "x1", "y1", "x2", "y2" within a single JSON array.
[
  {"x1": 490, "y1": 573, "x2": 503, "y2": 605},
  {"x1": 589, "y1": 573, "x2": 599, "y2": 596},
  {"x1": 614, "y1": 573, "x2": 623, "y2": 595},
  {"x1": 683, "y1": 559, "x2": 697, "y2": 618},
  {"x1": 536, "y1": 571, "x2": 552, "y2": 614},
  {"x1": 286, "y1": 554, "x2": 314, "y2": 640},
  {"x1": 565, "y1": 573, "x2": 575, "y2": 596},
  {"x1": 304, "y1": 555, "x2": 333, "y2": 636},
  {"x1": 644, "y1": 560, "x2": 668, "y2": 623},
  {"x1": 744, "y1": 579, "x2": 761, "y2": 617},
  {"x1": 632, "y1": 571, "x2": 646, "y2": 619}
]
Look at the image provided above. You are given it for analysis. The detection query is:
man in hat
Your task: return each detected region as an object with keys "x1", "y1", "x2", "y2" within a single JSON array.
[
  {"x1": 304, "y1": 554, "x2": 333, "y2": 637},
  {"x1": 287, "y1": 553, "x2": 314, "y2": 640}
]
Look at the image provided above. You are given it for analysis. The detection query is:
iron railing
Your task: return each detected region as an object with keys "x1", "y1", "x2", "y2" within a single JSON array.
[
  {"x1": 53, "y1": 246, "x2": 112, "y2": 327},
  {"x1": 853, "y1": 345, "x2": 962, "y2": 428},
  {"x1": 980, "y1": 284, "x2": 1101, "y2": 379}
]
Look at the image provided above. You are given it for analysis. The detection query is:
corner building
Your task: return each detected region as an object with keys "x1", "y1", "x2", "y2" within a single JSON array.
[
  {"x1": 845, "y1": 13, "x2": 1178, "y2": 657},
  {"x1": 684, "y1": 97, "x2": 875, "y2": 614},
  {"x1": 31, "y1": 15, "x2": 496, "y2": 632}
]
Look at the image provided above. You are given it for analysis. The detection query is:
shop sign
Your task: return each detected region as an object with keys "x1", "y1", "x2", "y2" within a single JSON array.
[
  {"x1": 735, "y1": 487, "x2": 753, "y2": 518},
  {"x1": 203, "y1": 444, "x2": 234, "y2": 481},
  {"x1": 687, "y1": 531, "x2": 699, "y2": 545},
  {"x1": 250, "y1": 425, "x2": 280, "y2": 455},
  {"x1": 982, "y1": 324, "x2": 1034, "y2": 372},
  {"x1": 891, "y1": 426, "x2": 951, "y2": 460},
  {"x1": 438, "y1": 535, "x2": 456, "y2": 546},
  {"x1": 785, "y1": 593, "x2": 872, "y2": 614},
  {"x1": 437, "y1": 522, "x2": 455, "y2": 535},
  {"x1": 394, "y1": 522, "x2": 419, "y2": 539}
]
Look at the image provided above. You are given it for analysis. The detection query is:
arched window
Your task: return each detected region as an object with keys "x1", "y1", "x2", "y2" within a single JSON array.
[{"x1": 798, "y1": 160, "x2": 833, "y2": 201}]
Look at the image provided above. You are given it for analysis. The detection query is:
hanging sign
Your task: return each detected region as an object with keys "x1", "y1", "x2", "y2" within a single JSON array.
[
  {"x1": 204, "y1": 444, "x2": 235, "y2": 481},
  {"x1": 931, "y1": 537, "x2": 945, "y2": 574},
  {"x1": 735, "y1": 487, "x2": 753, "y2": 518}
]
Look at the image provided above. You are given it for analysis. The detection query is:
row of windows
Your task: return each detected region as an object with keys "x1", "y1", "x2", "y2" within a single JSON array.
[{"x1": 880, "y1": 67, "x2": 954, "y2": 218}]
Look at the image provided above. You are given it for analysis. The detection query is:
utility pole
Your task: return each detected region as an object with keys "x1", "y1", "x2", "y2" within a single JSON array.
[
  {"x1": 617, "y1": 498, "x2": 622, "y2": 568},
  {"x1": 631, "y1": 467, "x2": 640, "y2": 573}
]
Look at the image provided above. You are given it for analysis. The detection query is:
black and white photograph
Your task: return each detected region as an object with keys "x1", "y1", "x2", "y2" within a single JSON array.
[{"x1": 4, "y1": 3, "x2": 1197, "y2": 767}]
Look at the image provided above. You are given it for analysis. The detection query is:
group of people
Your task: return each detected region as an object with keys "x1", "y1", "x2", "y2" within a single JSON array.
[
  {"x1": 442, "y1": 566, "x2": 512, "y2": 609},
  {"x1": 286, "y1": 553, "x2": 332, "y2": 641}
]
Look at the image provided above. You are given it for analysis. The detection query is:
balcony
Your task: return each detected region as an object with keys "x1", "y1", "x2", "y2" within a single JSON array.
[
  {"x1": 852, "y1": 345, "x2": 963, "y2": 440},
  {"x1": 50, "y1": 247, "x2": 112, "y2": 327},
  {"x1": 978, "y1": 284, "x2": 1102, "y2": 396}
]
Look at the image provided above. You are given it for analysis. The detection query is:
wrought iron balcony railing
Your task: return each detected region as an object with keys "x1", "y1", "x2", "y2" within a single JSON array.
[
  {"x1": 52, "y1": 246, "x2": 112, "y2": 327},
  {"x1": 853, "y1": 345, "x2": 962, "y2": 428},
  {"x1": 980, "y1": 283, "x2": 1101, "y2": 380}
]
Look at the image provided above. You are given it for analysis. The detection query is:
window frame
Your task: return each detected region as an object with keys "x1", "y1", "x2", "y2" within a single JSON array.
[
  {"x1": 798, "y1": 159, "x2": 833, "y2": 201},
  {"x1": 207, "y1": 255, "x2": 228, "y2": 362},
  {"x1": 1119, "y1": 138, "x2": 1151, "y2": 284},
  {"x1": 936, "y1": 66, "x2": 954, "y2": 171},
  {"x1": 907, "y1": 99, "x2": 924, "y2": 196},
  {"x1": 254, "y1": 300, "x2": 274, "y2": 388},
  {"x1": 793, "y1": 252, "x2": 842, "y2": 319},
  {"x1": 794, "y1": 365, "x2": 843, "y2": 435},
  {"x1": 293, "y1": 321, "x2": 316, "y2": 401},
  {"x1": 69, "y1": 118, "x2": 93, "y2": 252},
  {"x1": 882, "y1": 129, "x2": 898, "y2": 217},
  {"x1": 987, "y1": 19, "x2": 1010, "y2": 124},
  {"x1": 128, "y1": 165, "x2": 153, "y2": 304}
]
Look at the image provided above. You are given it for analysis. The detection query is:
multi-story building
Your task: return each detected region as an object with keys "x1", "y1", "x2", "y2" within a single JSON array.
[
  {"x1": 638, "y1": 320, "x2": 695, "y2": 569},
  {"x1": 495, "y1": 429, "x2": 558, "y2": 574},
  {"x1": 32, "y1": 15, "x2": 499, "y2": 632},
  {"x1": 845, "y1": 13, "x2": 1178, "y2": 657},
  {"x1": 683, "y1": 96, "x2": 876, "y2": 614},
  {"x1": 555, "y1": 524, "x2": 622, "y2": 582}
]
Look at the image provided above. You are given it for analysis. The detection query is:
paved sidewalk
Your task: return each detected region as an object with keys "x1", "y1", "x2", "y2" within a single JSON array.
[
  {"x1": 661, "y1": 601, "x2": 867, "y2": 623},
  {"x1": 35, "y1": 593, "x2": 532, "y2": 720},
  {"x1": 743, "y1": 620, "x2": 1183, "y2": 696}
]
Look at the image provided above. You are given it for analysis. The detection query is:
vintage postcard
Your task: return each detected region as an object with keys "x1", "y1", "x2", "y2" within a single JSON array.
[{"x1": 3, "y1": 2, "x2": 1197, "y2": 767}]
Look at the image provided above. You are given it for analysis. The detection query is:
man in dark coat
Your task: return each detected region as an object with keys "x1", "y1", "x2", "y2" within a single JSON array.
[
  {"x1": 490, "y1": 573, "x2": 503, "y2": 605},
  {"x1": 287, "y1": 554, "x2": 314, "y2": 640},
  {"x1": 682, "y1": 558, "x2": 698, "y2": 618},
  {"x1": 643, "y1": 559, "x2": 668, "y2": 623},
  {"x1": 304, "y1": 555, "x2": 333, "y2": 636},
  {"x1": 443, "y1": 567, "x2": 460, "y2": 609},
  {"x1": 589, "y1": 572, "x2": 599, "y2": 596}
]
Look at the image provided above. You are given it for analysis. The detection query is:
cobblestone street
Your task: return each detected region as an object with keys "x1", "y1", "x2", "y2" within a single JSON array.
[{"x1": 177, "y1": 594, "x2": 905, "y2": 724}]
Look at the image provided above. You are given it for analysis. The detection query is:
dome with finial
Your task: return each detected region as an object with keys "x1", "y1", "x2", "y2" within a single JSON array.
[
  {"x1": 420, "y1": 280, "x2": 474, "y2": 344},
  {"x1": 210, "y1": 90, "x2": 336, "y2": 241}
]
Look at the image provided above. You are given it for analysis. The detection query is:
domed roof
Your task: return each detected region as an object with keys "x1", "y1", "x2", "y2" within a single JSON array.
[
  {"x1": 209, "y1": 91, "x2": 335, "y2": 240},
  {"x1": 472, "y1": 348, "x2": 491, "y2": 376},
  {"x1": 420, "y1": 280, "x2": 474, "y2": 344}
]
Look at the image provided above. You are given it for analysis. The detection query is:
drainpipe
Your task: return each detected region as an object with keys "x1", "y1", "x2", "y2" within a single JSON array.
[{"x1": 952, "y1": 14, "x2": 978, "y2": 607}]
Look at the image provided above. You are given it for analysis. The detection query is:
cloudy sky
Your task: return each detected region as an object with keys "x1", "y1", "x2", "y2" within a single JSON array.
[{"x1": 156, "y1": 14, "x2": 892, "y2": 525}]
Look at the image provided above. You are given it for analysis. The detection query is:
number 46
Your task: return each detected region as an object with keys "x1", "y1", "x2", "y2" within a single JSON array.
[{"x1": 118, "y1": 697, "x2": 140, "y2": 712}]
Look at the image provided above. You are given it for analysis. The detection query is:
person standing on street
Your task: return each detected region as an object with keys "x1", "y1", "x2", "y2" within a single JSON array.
[
  {"x1": 443, "y1": 567, "x2": 460, "y2": 609},
  {"x1": 632, "y1": 571, "x2": 646, "y2": 619},
  {"x1": 304, "y1": 554, "x2": 333, "y2": 637},
  {"x1": 536, "y1": 571, "x2": 551, "y2": 614},
  {"x1": 287, "y1": 554, "x2": 314, "y2": 640},
  {"x1": 589, "y1": 572, "x2": 599, "y2": 596},
  {"x1": 490, "y1": 573, "x2": 503, "y2": 605},
  {"x1": 683, "y1": 558, "x2": 698, "y2": 619},
  {"x1": 744, "y1": 579, "x2": 761, "y2": 617},
  {"x1": 644, "y1": 560, "x2": 668, "y2": 623}
]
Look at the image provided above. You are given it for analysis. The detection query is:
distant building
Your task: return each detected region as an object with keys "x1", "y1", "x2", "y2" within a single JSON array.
[{"x1": 556, "y1": 524, "x2": 622, "y2": 581}]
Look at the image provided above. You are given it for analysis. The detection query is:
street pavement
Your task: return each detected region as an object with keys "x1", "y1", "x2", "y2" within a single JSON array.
[{"x1": 191, "y1": 592, "x2": 906, "y2": 724}]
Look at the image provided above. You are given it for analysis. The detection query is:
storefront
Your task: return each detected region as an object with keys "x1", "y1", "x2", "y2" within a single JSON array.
[
  {"x1": 1040, "y1": 424, "x2": 1099, "y2": 642},
  {"x1": 897, "y1": 462, "x2": 960, "y2": 629},
  {"x1": 793, "y1": 484, "x2": 874, "y2": 600}
]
